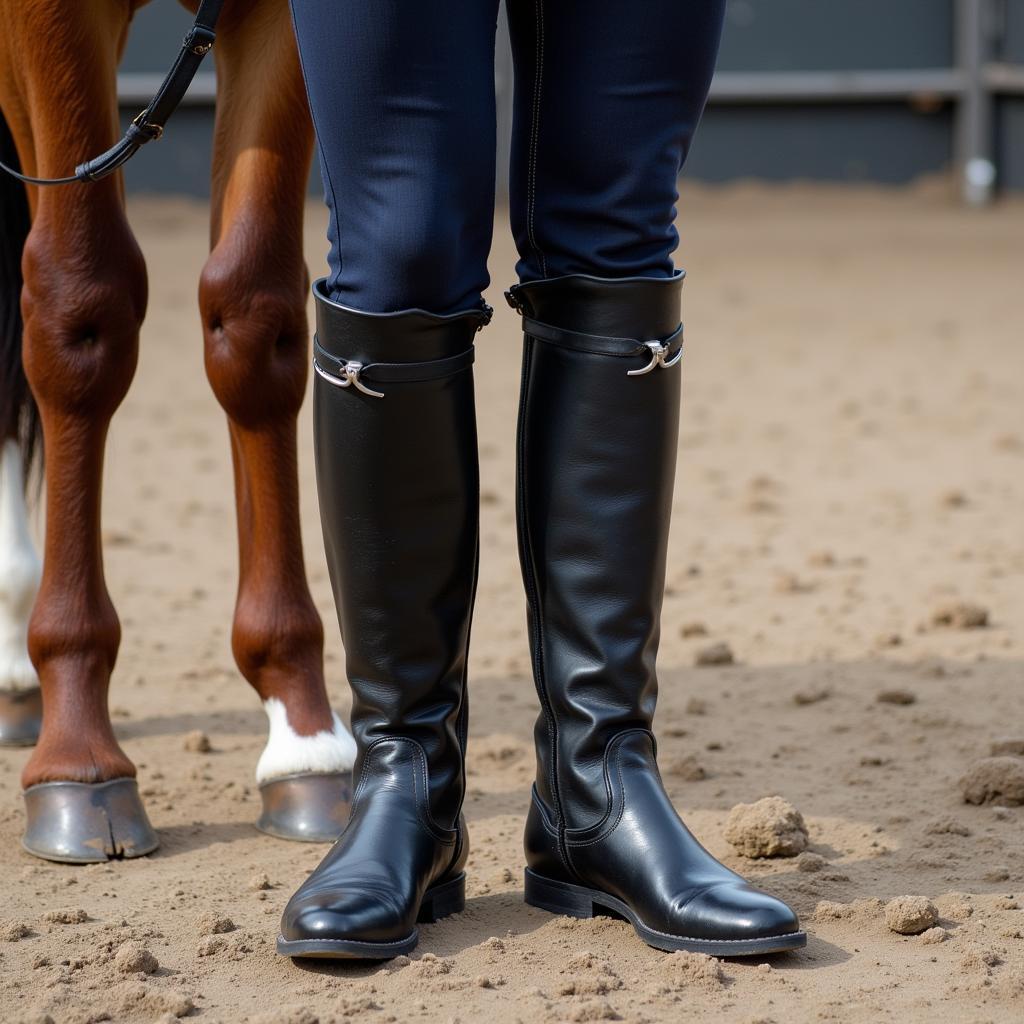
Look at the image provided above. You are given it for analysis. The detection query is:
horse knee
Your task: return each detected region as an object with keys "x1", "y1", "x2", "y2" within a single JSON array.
[
  {"x1": 19, "y1": 221, "x2": 146, "y2": 419},
  {"x1": 200, "y1": 249, "x2": 309, "y2": 428}
]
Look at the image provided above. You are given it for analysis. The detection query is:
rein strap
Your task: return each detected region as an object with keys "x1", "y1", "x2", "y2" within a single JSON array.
[{"x1": 0, "y1": 0, "x2": 225, "y2": 187}]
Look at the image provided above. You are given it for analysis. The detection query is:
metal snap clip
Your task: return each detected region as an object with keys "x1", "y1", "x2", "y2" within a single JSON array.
[
  {"x1": 626, "y1": 340, "x2": 683, "y2": 377},
  {"x1": 313, "y1": 358, "x2": 385, "y2": 398}
]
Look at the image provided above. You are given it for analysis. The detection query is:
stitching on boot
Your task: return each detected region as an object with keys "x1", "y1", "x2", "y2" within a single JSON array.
[
  {"x1": 361, "y1": 736, "x2": 457, "y2": 845},
  {"x1": 532, "y1": 786, "x2": 574, "y2": 875},
  {"x1": 565, "y1": 729, "x2": 655, "y2": 849}
]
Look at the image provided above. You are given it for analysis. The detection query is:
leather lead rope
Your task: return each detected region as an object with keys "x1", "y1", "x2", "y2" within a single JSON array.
[{"x1": 0, "y1": 0, "x2": 225, "y2": 187}]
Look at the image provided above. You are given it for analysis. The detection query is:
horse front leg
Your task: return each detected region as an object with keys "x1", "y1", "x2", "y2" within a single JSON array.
[
  {"x1": 200, "y1": 0, "x2": 354, "y2": 842},
  {"x1": 1, "y1": 0, "x2": 158, "y2": 862}
]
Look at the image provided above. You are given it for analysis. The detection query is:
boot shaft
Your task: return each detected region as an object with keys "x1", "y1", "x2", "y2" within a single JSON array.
[
  {"x1": 312, "y1": 280, "x2": 489, "y2": 829},
  {"x1": 508, "y1": 272, "x2": 684, "y2": 830}
]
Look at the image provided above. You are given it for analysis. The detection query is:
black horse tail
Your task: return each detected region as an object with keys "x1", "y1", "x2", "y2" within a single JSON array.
[{"x1": 0, "y1": 107, "x2": 40, "y2": 486}]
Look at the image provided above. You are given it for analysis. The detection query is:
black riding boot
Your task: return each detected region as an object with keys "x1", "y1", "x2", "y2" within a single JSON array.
[
  {"x1": 506, "y1": 273, "x2": 805, "y2": 957},
  {"x1": 277, "y1": 280, "x2": 490, "y2": 959}
]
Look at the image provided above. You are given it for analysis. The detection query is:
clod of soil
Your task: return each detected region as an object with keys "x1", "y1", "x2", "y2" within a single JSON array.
[
  {"x1": 0, "y1": 920, "x2": 30, "y2": 941},
  {"x1": 196, "y1": 912, "x2": 236, "y2": 935},
  {"x1": 679, "y1": 621, "x2": 709, "y2": 638},
  {"x1": 42, "y1": 909, "x2": 87, "y2": 925},
  {"x1": 775, "y1": 571, "x2": 814, "y2": 594},
  {"x1": 197, "y1": 935, "x2": 226, "y2": 957},
  {"x1": 959, "y1": 756, "x2": 1024, "y2": 806},
  {"x1": 812, "y1": 898, "x2": 884, "y2": 923},
  {"x1": 648, "y1": 950, "x2": 725, "y2": 992},
  {"x1": 183, "y1": 730, "x2": 212, "y2": 753},
  {"x1": 936, "y1": 893, "x2": 974, "y2": 922},
  {"x1": 923, "y1": 816, "x2": 971, "y2": 836},
  {"x1": 567, "y1": 1001, "x2": 620, "y2": 1022},
  {"x1": 876, "y1": 688, "x2": 917, "y2": 705},
  {"x1": 793, "y1": 686, "x2": 830, "y2": 705},
  {"x1": 990, "y1": 737, "x2": 1024, "y2": 757},
  {"x1": 885, "y1": 896, "x2": 938, "y2": 935},
  {"x1": 797, "y1": 852, "x2": 828, "y2": 873},
  {"x1": 931, "y1": 601, "x2": 989, "y2": 630},
  {"x1": 115, "y1": 942, "x2": 159, "y2": 975},
  {"x1": 724, "y1": 796, "x2": 808, "y2": 858},
  {"x1": 875, "y1": 632, "x2": 903, "y2": 648},
  {"x1": 666, "y1": 755, "x2": 707, "y2": 781},
  {"x1": 920, "y1": 926, "x2": 948, "y2": 944},
  {"x1": 939, "y1": 489, "x2": 968, "y2": 508},
  {"x1": 248, "y1": 872, "x2": 272, "y2": 891},
  {"x1": 694, "y1": 642, "x2": 734, "y2": 667},
  {"x1": 116, "y1": 983, "x2": 193, "y2": 1020}
]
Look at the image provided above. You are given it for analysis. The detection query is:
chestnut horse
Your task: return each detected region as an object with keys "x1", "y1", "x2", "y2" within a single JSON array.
[{"x1": 0, "y1": 0, "x2": 355, "y2": 862}]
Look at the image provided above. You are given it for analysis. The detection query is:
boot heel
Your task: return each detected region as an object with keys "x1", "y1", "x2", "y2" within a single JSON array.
[
  {"x1": 524, "y1": 868, "x2": 595, "y2": 919},
  {"x1": 418, "y1": 872, "x2": 466, "y2": 923}
]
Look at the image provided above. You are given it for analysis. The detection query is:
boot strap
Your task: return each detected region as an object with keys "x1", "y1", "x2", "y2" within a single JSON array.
[
  {"x1": 313, "y1": 338, "x2": 475, "y2": 398},
  {"x1": 518, "y1": 315, "x2": 683, "y2": 376}
]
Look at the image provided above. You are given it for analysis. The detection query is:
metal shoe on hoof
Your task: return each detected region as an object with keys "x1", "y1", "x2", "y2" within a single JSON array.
[
  {"x1": 0, "y1": 686, "x2": 42, "y2": 747},
  {"x1": 22, "y1": 777, "x2": 159, "y2": 864},
  {"x1": 257, "y1": 771, "x2": 353, "y2": 842}
]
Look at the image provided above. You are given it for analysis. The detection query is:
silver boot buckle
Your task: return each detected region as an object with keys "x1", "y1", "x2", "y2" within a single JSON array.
[
  {"x1": 313, "y1": 358, "x2": 385, "y2": 398},
  {"x1": 626, "y1": 340, "x2": 683, "y2": 377}
]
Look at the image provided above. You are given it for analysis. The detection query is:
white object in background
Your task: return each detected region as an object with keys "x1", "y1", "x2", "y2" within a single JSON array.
[{"x1": 0, "y1": 439, "x2": 41, "y2": 692}]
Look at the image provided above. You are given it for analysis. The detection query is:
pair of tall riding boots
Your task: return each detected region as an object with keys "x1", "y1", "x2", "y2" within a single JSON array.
[{"x1": 277, "y1": 273, "x2": 805, "y2": 960}]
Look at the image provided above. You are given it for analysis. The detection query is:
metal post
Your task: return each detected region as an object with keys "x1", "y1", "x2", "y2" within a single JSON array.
[{"x1": 955, "y1": 0, "x2": 996, "y2": 205}]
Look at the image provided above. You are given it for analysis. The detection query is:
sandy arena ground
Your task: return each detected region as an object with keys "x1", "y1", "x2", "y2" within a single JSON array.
[{"x1": 0, "y1": 182, "x2": 1022, "y2": 1023}]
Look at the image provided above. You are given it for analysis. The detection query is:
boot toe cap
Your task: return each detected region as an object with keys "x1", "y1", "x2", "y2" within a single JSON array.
[
  {"x1": 281, "y1": 890, "x2": 411, "y2": 944},
  {"x1": 677, "y1": 882, "x2": 801, "y2": 942}
]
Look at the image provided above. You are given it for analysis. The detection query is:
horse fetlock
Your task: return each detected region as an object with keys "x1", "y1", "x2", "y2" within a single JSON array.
[
  {"x1": 28, "y1": 594, "x2": 120, "y2": 677},
  {"x1": 256, "y1": 696, "x2": 356, "y2": 785}
]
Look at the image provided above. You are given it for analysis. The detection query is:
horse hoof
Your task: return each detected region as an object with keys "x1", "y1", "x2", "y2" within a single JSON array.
[
  {"x1": 0, "y1": 686, "x2": 42, "y2": 747},
  {"x1": 256, "y1": 771, "x2": 352, "y2": 842},
  {"x1": 22, "y1": 778, "x2": 159, "y2": 864}
]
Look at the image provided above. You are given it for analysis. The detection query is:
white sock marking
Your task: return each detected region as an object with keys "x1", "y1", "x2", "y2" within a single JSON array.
[
  {"x1": 256, "y1": 696, "x2": 357, "y2": 784},
  {"x1": 0, "y1": 440, "x2": 41, "y2": 692}
]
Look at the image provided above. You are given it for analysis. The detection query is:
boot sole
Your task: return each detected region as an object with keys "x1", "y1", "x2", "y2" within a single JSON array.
[
  {"x1": 276, "y1": 872, "x2": 466, "y2": 960},
  {"x1": 525, "y1": 868, "x2": 807, "y2": 957}
]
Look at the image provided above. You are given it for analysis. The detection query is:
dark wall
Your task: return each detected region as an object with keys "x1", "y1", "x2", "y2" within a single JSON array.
[
  {"x1": 715, "y1": 0, "x2": 953, "y2": 70},
  {"x1": 117, "y1": 0, "x2": 1022, "y2": 196}
]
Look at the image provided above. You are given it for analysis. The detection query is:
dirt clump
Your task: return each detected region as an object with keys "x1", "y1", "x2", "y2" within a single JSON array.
[
  {"x1": 183, "y1": 729, "x2": 212, "y2": 752},
  {"x1": 931, "y1": 602, "x2": 989, "y2": 629},
  {"x1": 647, "y1": 950, "x2": 725, "y2": 993},
  {"x1": 724, "y1": 796, "x2": 808, "y2": 857},
  {"x1": 42, "y1": 909, "x2": 87, "y2": 925},
  {"x1": 694, "y1": 641, "x2": 735, "y2": 667},
  {"x1": 0, "y1": 920, "x2": 31, "y2": 941},
  {"x1": 959, "y1": 756, "x2": 1024, "y2": 805},
  {"x1": 115, "y1": 941, "x2": 159, "y2": 974},
  {"x1": 876, "y1": 688, "x2": 916, "y2": 706},
  {"x1": 885, "y1": 896, "x2": 938, "y2": 935},
  {"x1": 196, "y1": 911, "x2": 236, "y2": 935},
  {"x1": 990, "y1": 737, "x2": 1024, "y2": 757}
]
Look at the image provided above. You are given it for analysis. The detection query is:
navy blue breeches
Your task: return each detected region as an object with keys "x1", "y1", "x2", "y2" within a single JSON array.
[{"x1": 288, "y1": 1, "x2": 726, "y2": 314}]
